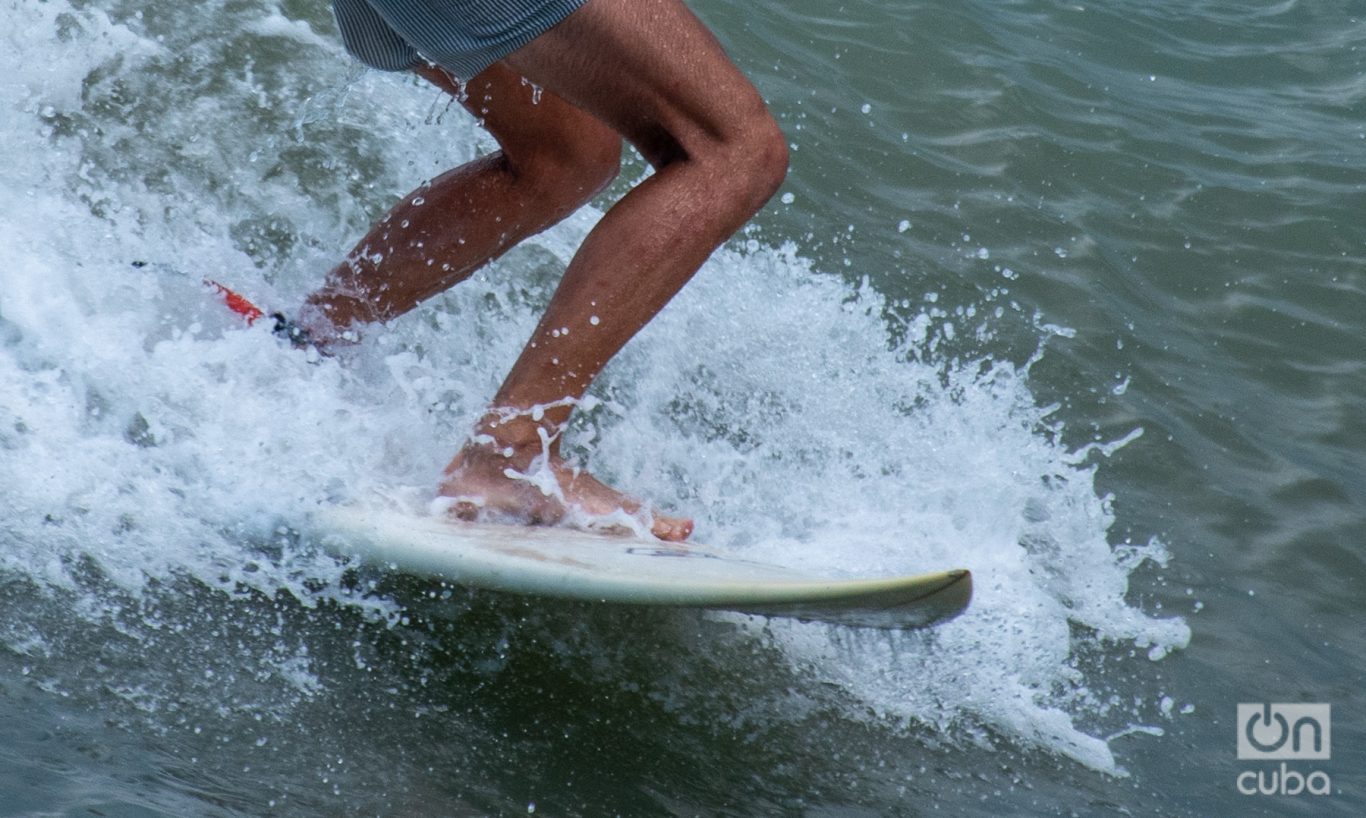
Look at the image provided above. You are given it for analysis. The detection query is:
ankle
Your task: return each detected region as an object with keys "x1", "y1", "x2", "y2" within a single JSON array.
[
  {"x1": 473, "y1": 403, "x2": 573, "y2": 450},
  {"x1": 295, "y1": 301, "x2": 362, "y2": 346}
]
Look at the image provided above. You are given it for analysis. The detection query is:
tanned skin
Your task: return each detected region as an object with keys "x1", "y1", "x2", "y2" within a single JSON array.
[{"x1": 302, "y1": 0, "x2": 788, "y2": 540}]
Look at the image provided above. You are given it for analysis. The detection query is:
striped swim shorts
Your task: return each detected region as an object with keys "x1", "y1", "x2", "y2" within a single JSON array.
[{"x1": 332, "y1": 0, "x2": 586, "y2": 80}]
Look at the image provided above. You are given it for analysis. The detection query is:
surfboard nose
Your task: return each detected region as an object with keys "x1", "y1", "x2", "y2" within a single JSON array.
[{"x1": 731, "y1": 569, "x2": 973, "y2": 630}]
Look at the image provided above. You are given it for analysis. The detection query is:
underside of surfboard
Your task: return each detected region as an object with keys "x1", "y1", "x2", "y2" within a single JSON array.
[{"x1": 318, "y1": 507, "x2": 972, "y2": 630}]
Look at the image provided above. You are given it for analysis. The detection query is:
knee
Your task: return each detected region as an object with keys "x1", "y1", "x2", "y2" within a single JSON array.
[
  {"x1": 705, "y1": 108, "x2": 789, "y2": 215},
  {"x1": 734, "y1": 111, "x2": 789, "y2": 208}
]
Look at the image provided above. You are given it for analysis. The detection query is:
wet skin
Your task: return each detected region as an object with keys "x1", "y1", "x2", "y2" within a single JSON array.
[{"x1": 302, "y1": 0, "x2": 788, "y2": 540}]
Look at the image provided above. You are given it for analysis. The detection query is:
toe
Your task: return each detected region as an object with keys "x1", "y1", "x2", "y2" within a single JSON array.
[
  {"x1": 652, "y1": 514, "x2": 694, "y2": 542},
  {"x1": 449, "y1": 499, "x2": 482, "y2": 522}
]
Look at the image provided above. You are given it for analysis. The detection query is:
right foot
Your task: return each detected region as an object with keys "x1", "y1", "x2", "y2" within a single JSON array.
[{"x1": 437, "y1": 419, "x2": 693, "y2": 542}]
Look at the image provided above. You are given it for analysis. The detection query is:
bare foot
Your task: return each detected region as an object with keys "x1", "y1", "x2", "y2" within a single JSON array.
[{"x1": 437, "y1": 425, "x2": 694, "y2": 542}]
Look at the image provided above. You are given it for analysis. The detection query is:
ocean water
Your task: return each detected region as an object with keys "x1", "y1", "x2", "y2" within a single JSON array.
[{"x1": 1, "y1": 0, "x2": 1362, "y2": 814}]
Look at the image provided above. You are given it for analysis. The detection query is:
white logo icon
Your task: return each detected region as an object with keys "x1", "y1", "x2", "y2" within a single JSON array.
[{"x1": 1237, "y1": 703, "x2": 1330, "y2": 761}]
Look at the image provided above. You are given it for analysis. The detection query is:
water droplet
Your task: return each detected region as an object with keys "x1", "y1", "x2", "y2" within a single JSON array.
[
  {"x1": 897, "y1": 220, "x2": 910, "y2": 233},
  {"x1": 780, "y1": 192, "x2": 795, "y2": 205}
]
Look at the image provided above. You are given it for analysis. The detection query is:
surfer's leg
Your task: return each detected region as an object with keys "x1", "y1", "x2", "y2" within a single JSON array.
[
  {"x1": 300, "y1": 61, "x2": 621, "y2": 337},
  {"x1": 440, "y1": 0, "x2": 788, "y2": 541}
]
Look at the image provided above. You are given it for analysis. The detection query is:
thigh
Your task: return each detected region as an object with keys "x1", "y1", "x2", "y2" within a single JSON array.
[
  {"x1": 501, "y1": 0, "x2": 772, "y2": 165},
  {"x1": 418, "y1": 61, "x2": 617, "y2": 167}
]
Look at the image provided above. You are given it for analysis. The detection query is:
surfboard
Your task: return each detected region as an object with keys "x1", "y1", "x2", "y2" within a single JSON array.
[{"x1": 317, "y1": 506, "x2": 972, "y2": 629}]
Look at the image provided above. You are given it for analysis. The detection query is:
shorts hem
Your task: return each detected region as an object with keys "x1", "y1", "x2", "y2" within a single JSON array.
[
  {"x1": 426, "y1": 0, "x2": 586, "y2": 80},
  {"x1": 334, "y1": 0, "x2": 588, "y2": 81}
]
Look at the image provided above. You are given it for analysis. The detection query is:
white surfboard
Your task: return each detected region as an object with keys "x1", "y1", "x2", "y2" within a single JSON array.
[{"x1": 317, "y1": 506, "x2": 972, "y2": 629}]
